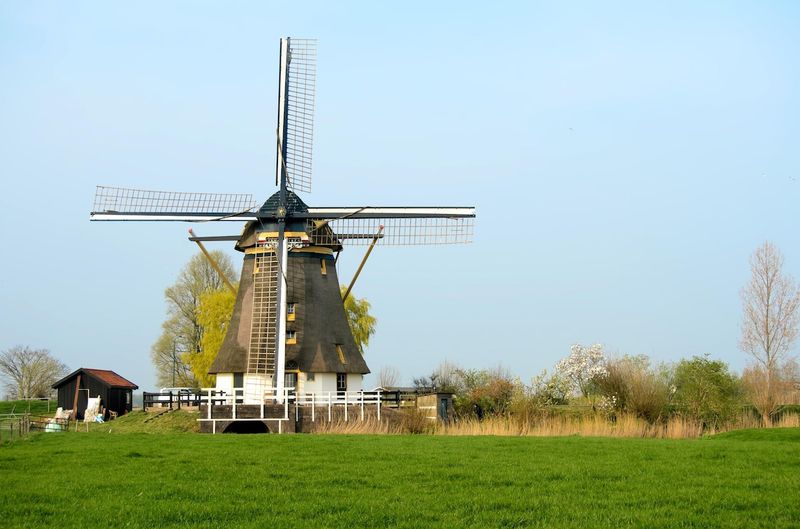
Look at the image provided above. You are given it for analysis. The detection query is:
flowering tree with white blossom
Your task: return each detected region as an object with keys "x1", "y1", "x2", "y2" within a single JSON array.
[{"x1": 555, "y1": 343, "x2": 608, "y2": 398}]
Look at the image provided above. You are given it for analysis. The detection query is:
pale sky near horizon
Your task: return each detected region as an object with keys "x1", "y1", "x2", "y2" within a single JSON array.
[{"x1": 1, "y1": 1, "x2": 798, "y2": 392}]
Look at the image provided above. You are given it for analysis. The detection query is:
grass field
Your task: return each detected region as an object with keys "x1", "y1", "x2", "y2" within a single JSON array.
[
  {"x1": 0, "y1": 399, "x2": 56, "y2": 416},
  {"x1": 1, "y1": 428, "x2": 799, "y2": 528}
]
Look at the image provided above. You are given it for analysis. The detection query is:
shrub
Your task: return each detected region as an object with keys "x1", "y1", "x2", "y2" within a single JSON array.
[
  {"x1": 742, "y1": 361, "x2": 799, "y2": 424},
  {"x1": 530, "y1": 370, "x2": 571, "y2": 406},
  {"x1": 401, "y1": 408, "x2": 435, "y2": 434},
  {"x1": 452, "y1": 367, "x2": 516, "y2": 419},
  {"x1": 595, "y1": 355, "x2": 672, "y2": 422},
  {"x1": 672, "y1": 355, "x2": 742, "y2": 428}
]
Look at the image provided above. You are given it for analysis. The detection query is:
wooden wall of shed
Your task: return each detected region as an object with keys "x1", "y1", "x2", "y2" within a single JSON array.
[
  {"x1": 416, "y1": 393, "x2": 455, "y2": 422},
  {"x1": 55, "y1": 374, "x2": 109, "y2": 420},
  {"x1": 106, "y1": 388, "x2": 133, "y2": 416}
]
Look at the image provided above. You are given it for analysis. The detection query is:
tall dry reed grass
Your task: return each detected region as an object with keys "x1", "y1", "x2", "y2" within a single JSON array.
[{"x1": 313, "y1": 412, "x2": 800, "y2": 439}]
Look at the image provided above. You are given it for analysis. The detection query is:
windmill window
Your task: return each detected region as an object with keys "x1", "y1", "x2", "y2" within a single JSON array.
[
  {"x1": 286, "y1": 330, "x2": 297, "y2": 345},
  {"x1": 320, "y1": 259, "x2": 327, "y2": 276},
  {"x1": 336, "y1": 373, "x2": 347, "y2": 392},
  {"x1": 335, "y1": 344, "x2": 347, "y2": 365},
  {"x1": 287, "y1": 303, "x2": 296, "y2": 322}
]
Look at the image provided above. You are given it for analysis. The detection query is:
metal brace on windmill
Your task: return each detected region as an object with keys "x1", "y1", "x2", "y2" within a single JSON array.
[{"x1": 91, "y1": 37, "x2": 476, "y2": 404}]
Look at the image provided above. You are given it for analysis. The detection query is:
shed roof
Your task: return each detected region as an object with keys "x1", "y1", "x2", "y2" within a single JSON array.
[{"x1": 52, "y1": 368, "x2": 138, "y2": 390}]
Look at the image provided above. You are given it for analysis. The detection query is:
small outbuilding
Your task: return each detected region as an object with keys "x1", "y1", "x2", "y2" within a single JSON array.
[{"x1": 52, "y1": 368, "x2": 138, "y2": 420}]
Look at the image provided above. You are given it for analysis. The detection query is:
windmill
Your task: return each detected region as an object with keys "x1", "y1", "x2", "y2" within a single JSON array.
[{"x1": 91, "y1": 38, "x2": 475, "y2": 404}]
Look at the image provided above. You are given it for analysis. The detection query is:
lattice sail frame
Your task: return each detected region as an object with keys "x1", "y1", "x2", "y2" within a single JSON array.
[
  {"x1": 247, "y1": 236, "x2": 309, "y2": 376},
  {"x1": 282, "y1": 38, "x2": 316, "y2": 194},
  {"x1": 308, "y1": 216, "x2": 474, "y2": 246},
  {"x1": 248, "y1": 244, "x2": 279, "y2": 376},
  {"x1": 91, "y1": 186, "x2": 258, "y2": 218}
]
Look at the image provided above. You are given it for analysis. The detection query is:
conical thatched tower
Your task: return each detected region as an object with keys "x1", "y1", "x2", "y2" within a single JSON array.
[{"x1": 209, "y1": 191, "x2": 369, "y2": 399}]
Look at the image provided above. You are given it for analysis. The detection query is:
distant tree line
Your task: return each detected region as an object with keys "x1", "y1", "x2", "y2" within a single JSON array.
[{"x1": 408, "y1": 241, "x2": 800, "y2": 430}]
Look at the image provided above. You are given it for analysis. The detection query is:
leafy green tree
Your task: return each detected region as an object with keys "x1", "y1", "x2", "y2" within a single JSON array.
[
  {"x1": 151, "y1": 251, "x2": 236, "y2": 387},
  {"x1": 188, "y1": 287, "x2": 237, "y2": 387},
  {"x1": 340, "y1": 286, "x2": 377, "y2": 354},
  {"x1": 673, "y1": 355, "x2": 742, "y2": 428}
]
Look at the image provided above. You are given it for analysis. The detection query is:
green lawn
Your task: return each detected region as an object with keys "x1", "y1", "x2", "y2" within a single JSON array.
[
  {"x1": 1, "y1": 429, "x2": 799, "y2": 528},
  {"x1": 0, "y1": 399, "x2": 56, "y2": 416}
]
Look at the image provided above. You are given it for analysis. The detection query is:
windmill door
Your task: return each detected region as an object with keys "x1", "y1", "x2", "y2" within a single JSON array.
[{"x1": 284, "y1": 372, "x2": 298, "y2": 395}]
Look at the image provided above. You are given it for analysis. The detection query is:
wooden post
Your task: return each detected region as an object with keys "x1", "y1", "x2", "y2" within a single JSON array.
[
  {"x1": 189, "y1": 229, "x2": 236, "y2": 294},
  {"x1": 342, "y1": 226, "x2": 384, "y2": 303},
  {"x1": 70, "y1": 374, "x2": 82, "y2": 421}
]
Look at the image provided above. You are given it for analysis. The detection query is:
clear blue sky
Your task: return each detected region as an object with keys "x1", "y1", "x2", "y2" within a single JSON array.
[{"x1": 1, "y1": 1, "x2": 798, "y2": 392}]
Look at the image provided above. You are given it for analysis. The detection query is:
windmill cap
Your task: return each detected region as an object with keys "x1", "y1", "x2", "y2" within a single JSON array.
[{"x1": 257, "y1": 190, "x2": 309, "y2": 218}]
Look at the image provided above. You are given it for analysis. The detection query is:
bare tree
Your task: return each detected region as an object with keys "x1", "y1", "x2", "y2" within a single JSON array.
[
  {"x1": 742, "y1": 361, "x2": 798, "y2": 421},
  {"x1": 377, "y1": 366, "x2": 400, "y2": 388},
  {"x1": 740, "y1": 241, "x2": 800, "y2": 412},
  {"x1": 0, "y1": 346, "x2": 68, "y2": 399}
]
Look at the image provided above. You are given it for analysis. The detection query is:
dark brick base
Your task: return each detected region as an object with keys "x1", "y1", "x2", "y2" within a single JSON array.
[{"x1": 198, "y1": 403, "x2": 405, "y2": 433}]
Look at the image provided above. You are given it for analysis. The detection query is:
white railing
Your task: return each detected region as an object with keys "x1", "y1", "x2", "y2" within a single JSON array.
[
  {"x1": 294, "y1": 391, "x2": 382, "y2": 422},
  {"x1": 200, "y1": 387, "x2": 295, "y2": 432},
  {"x1": 199, "y1": 388, "x2": 382, "y2": 425}
]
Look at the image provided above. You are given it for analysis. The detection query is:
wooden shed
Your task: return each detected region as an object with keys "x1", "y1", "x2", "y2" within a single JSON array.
[{"x1": 52, "y1": 368, "x2": 138, "y2": 420}]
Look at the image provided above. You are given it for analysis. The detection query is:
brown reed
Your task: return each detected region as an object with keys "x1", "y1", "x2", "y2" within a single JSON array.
[{"x1": 312, "y1": 411, "x2": 800, "y2": 439}]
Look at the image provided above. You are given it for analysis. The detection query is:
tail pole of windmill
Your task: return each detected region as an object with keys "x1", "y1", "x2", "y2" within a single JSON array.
[{"x1": 90, "y1": 37, "x2": 476, "y2": 411}]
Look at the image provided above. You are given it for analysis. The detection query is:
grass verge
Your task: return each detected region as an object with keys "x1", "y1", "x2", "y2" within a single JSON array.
[{"x1": 1, "y1": 428, "x2": 798, "y2": 528}]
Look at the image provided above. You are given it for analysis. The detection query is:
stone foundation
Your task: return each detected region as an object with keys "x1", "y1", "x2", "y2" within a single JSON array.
[{"x1": 198, "y1": 403, "x2": 406, "y2": 433}]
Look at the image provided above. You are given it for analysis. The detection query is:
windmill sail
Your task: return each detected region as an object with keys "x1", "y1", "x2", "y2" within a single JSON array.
[
  {"x1": 305, "y1": 206, "x2": 476, "y2": 246},
  {"x1": 90, "y1": 36, "x2": 477, "y2": 411},
  {"x1": 90, "y1": 186, "x2": 258, "y2": 221},
  {"x1": 248, "y1": 245, "x2": 279, "y2": 376},
  {"x1": 276, "y1": 38, "x2": 316, "y2": 194}
]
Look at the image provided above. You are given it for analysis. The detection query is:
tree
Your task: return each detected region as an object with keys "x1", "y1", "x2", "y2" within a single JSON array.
[
  {"x1": 151, "y1": 251, "x2": 236, "y2": 388},
  {"x1": 555, "y1": 343, "x2": 607, "y2": 398},
  {"x1": 530, "y1": 370, "x2": 571, "y2": 406},
  {"x1": 340, "y1": 286, "x2": 377, "y2": 355},
  {"x1": 412, "y1": 361, "x2": 464, "y2": 393},
  {"x1": 740, "y1": 242, "x2": 800, "y2": 403},
  {"x1": 377, "y1": 366, "x2": 400, "y2": 388},
  {"x1": 672, "y1": 355, "x2": 741, "y2": 428},
  {"x1": 188, "y1": 287, "x2": 237, "y2": 387},
  {"x1": 0, "y1": 346, "x2": 68, "y2": 399},
  {"x1": 742, "y1": 361, "x2": 798, "y2": 423}
]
